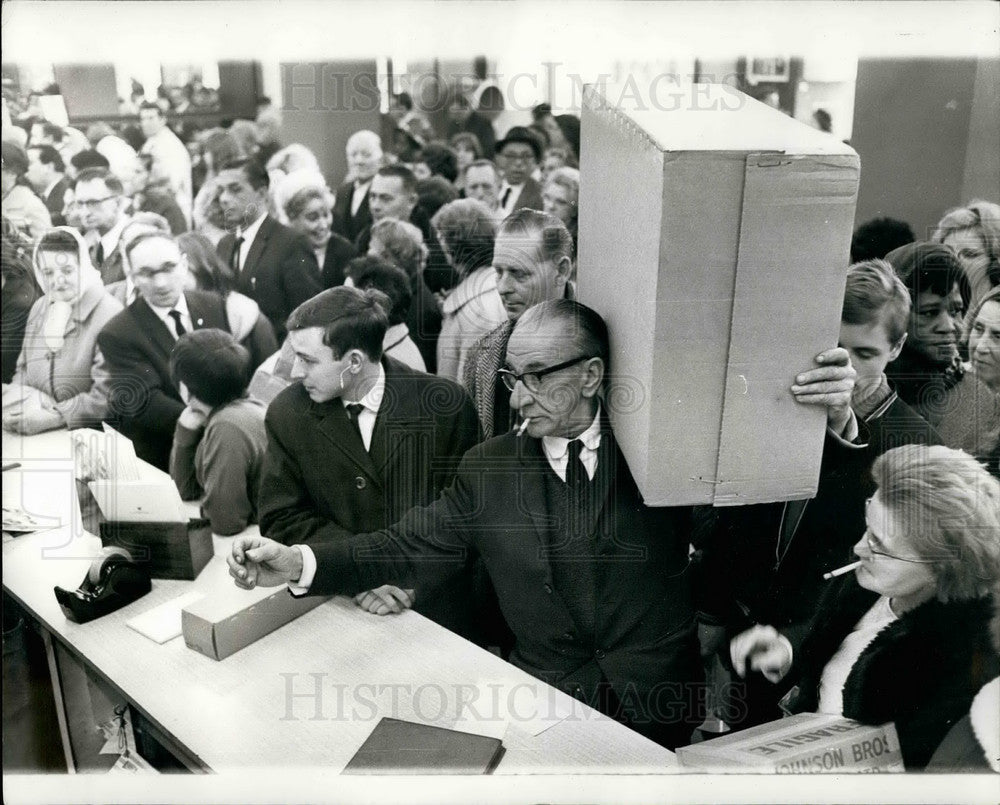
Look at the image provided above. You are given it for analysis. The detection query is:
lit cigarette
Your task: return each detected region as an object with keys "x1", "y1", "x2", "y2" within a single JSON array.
[
  {"x1": 517, "y1": 418, "x2": 531, "y2": 437},
  {"x1": 823, "y1": 560, "x2": 861, "y2": 580}
]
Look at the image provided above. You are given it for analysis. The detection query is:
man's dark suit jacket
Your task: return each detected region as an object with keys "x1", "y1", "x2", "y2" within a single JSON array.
[
  {"x1": 318, "y1": 232, "x2": 357, "y2": 289},
  {"x1": 260, "y1": 357, "x2": 482, "y2": 638},
  {"x1": 304, "y1": 418, "x2": 702, "y2": 749},
  {"x1": 43, "y1": 177, "x2": 69, "y2": 227},
  {"x1": 510, "y1": 176, "x2": 544, "y2": 213},
  {"x1": 216, "y1": 216, "x2": 322, "y2": 340},
  {"x1": 98, "y1": 289, "x2": 277, "y2": 470},
  {"x1": 331, "y1": 181, "x2": 372, "y2": 243}
]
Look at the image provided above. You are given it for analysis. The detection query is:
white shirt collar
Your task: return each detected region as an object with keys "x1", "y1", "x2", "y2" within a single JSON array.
[
  {"x1": 542, "y1": 405, "x2": 603, "y2": 460},
  {"x1": 345, "y1": 364, "x2": 386, "y2": 415},
  {"x1": 146, "y1": 292, "x2": 190, "y2": 321},
  {"x1": 238, "y1": 211, "x2": 268, "y2": 244}
]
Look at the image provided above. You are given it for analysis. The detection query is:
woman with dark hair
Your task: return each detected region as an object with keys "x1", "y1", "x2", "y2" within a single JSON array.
[
  {"x1": 347, "y1": 256, "x2": 425, "y2": 372},
  {"x1": 273, "y1": 170, "x2": 356, "y2": 289},
  {"x1": 449, "y1": 132, "x2": 483, "y2": 193},
  {"x1": 169, "y1": 328, "x2": 266, "y2": 536},
  {"x1": 192, "y1": 130, "x2": 242, "y2": 245},
  {"x1": 531, "y1": 103, "x2": 567, "y2": 152},
  {"x1": 884, "y1": 242, "x2": 1000, "y2": 473},
  {"x1": 731, "y1": 444, "x2": 1000, "y2": 769},
  {"x1": 412, "y1": 142, "x2": 459, "y2": 184},
  {"x1": 3, "y1": 228, "x2": 123, "y2": 434},
  {"x1": 554, "y1": 114, "x2": 581, "y2": 160},
  {"x1": 431, "y1": 198, "x2": 506, "y2": 381},
  {"x1": 176, "y1": 231, "x2": 277, "y2": 365},
  {"x1": 1, "y1": 219, "x2": 42, "y2": 383}
]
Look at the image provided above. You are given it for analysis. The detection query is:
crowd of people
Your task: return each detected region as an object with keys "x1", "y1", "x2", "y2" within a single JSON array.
[{"x1": 1, "y1": 86, "x2": 999, "y2": 770}]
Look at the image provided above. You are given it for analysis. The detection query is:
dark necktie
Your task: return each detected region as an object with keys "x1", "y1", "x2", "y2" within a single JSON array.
[
  {"x1": 346, "y1": 402, "x2": 366, "y2": 446},
  {"x1": 500, "y1": 187, "x2": 512, "y2": 208},
  {"x1": 168, "y1": 310, "x2": 187, "y2": 338},
  {"x1": 230, "y1": 235, "x2": 245, "y2": 272},
  {"x1": 93, "y1": 241, "x2": 105, "y2": 268},
  {"x1": 565, "y1": 438, "x2": 589, "y2": 493}
]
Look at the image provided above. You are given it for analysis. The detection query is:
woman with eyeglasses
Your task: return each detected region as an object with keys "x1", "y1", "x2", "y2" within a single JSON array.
[
  {"x1": 932, "y1": 199, "x2": 1000, "y2": 312},
  {"x1": 730, "y1": 444, "x2": 1000, "y2": 769}
]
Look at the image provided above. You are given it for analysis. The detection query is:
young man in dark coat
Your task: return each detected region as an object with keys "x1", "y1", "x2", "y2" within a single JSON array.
[{"x1": 255, "y1": 285, "x2": 482, "y2": 639}]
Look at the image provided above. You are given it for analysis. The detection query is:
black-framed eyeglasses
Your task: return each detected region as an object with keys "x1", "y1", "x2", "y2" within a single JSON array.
[
  {"x1": 74, "y1": 196, "x2": 119, "y2": 209},
  {"x1": 862, "y1": 498, "x2": 938, "y2": 564},
  {"x1": 497, "y1": 355, "x2": 593, "y2": 392}
]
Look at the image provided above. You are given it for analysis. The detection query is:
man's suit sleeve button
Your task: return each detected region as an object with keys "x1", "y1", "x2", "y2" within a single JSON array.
[
  {"x1": 543, "y1": 583, "x2": 553, "y2": 595},
  {"x1": 355, "y1": 476, "x2": 367, "y2": 490}
]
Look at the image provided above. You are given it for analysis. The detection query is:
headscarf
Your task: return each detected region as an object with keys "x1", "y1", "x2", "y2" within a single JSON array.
[{"x1": 31, "y1": 226, "x2": 104, "y2": 352}]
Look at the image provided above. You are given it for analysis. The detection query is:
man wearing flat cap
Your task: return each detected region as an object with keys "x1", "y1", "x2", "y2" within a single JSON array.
[{"x1": 495, "y1": 126, "x2": 544, "y2": 219}]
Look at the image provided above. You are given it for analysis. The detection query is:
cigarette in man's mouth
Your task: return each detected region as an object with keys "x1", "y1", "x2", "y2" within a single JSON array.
[
  {"x1": 517, "y1": 418, "x2": 530, "y2": 437},
  {"x1": 823, "y1": 560, "x2": 862, "y2": 580}
]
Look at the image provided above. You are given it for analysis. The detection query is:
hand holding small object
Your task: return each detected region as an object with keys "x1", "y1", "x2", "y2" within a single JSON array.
[
  {"x1": 228, "y1": 535, "x2": 302, "y2": 589},
  {"x1": 730, "y1": 624, "x2": 793, "y2": 683}
]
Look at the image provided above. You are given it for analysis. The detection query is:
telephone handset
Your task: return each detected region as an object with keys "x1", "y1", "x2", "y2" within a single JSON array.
[{"x1": 54, "y1": 546, "x2": 151, "y2": 623}]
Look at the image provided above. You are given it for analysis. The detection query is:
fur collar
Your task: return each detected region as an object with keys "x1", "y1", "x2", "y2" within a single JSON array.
[{"x1": 841, "y1": 592, "x2": 994, "y2": 724}]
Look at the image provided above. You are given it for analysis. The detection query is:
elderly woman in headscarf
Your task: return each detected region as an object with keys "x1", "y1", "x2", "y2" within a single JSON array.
[{"x1": 2, "y1": 227, "x2": 123, "y2": 434}]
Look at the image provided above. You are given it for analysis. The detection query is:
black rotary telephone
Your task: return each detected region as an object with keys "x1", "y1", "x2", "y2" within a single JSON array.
[{"x1": 54, "y1": 547, "x2": 151, "y2": 624}]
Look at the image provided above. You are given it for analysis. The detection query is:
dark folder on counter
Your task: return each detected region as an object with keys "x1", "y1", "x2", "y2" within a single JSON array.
[{"x1": 342, "y1": 717, "x2": 505, "y2": 775}]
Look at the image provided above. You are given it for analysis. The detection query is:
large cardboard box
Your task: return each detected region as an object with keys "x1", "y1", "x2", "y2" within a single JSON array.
[
  {"x1": 676, "y1": 713, "x2": 904, "y2": 773},
  {"x1": 577, "y1": 82, "x2": 859, "y2": 506},
  {"x1": 182, "y1": 583, "x2": 328, "y2": 661}
]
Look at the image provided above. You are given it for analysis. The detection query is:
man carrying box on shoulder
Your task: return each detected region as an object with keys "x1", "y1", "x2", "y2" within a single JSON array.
[{"x1": 228, "y1": 299, "x2": 857, "y2": 750}]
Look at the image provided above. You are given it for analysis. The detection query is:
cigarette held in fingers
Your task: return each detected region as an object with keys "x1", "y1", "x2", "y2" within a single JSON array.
[
  {"x1": 517, "y1": 418, "x2": 530, "y2": 437},
  {"x1": 823, "y1": 560, "x2": 861, "y2": 580}
]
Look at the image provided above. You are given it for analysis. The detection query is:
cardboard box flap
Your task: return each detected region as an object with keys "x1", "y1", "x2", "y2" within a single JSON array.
[
  {"x1": 713, "y1": 153, "x2": 858, "y2": 505},
  {"x1": 584, "y1": 82, "x2": 857, "y2": 155}
]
